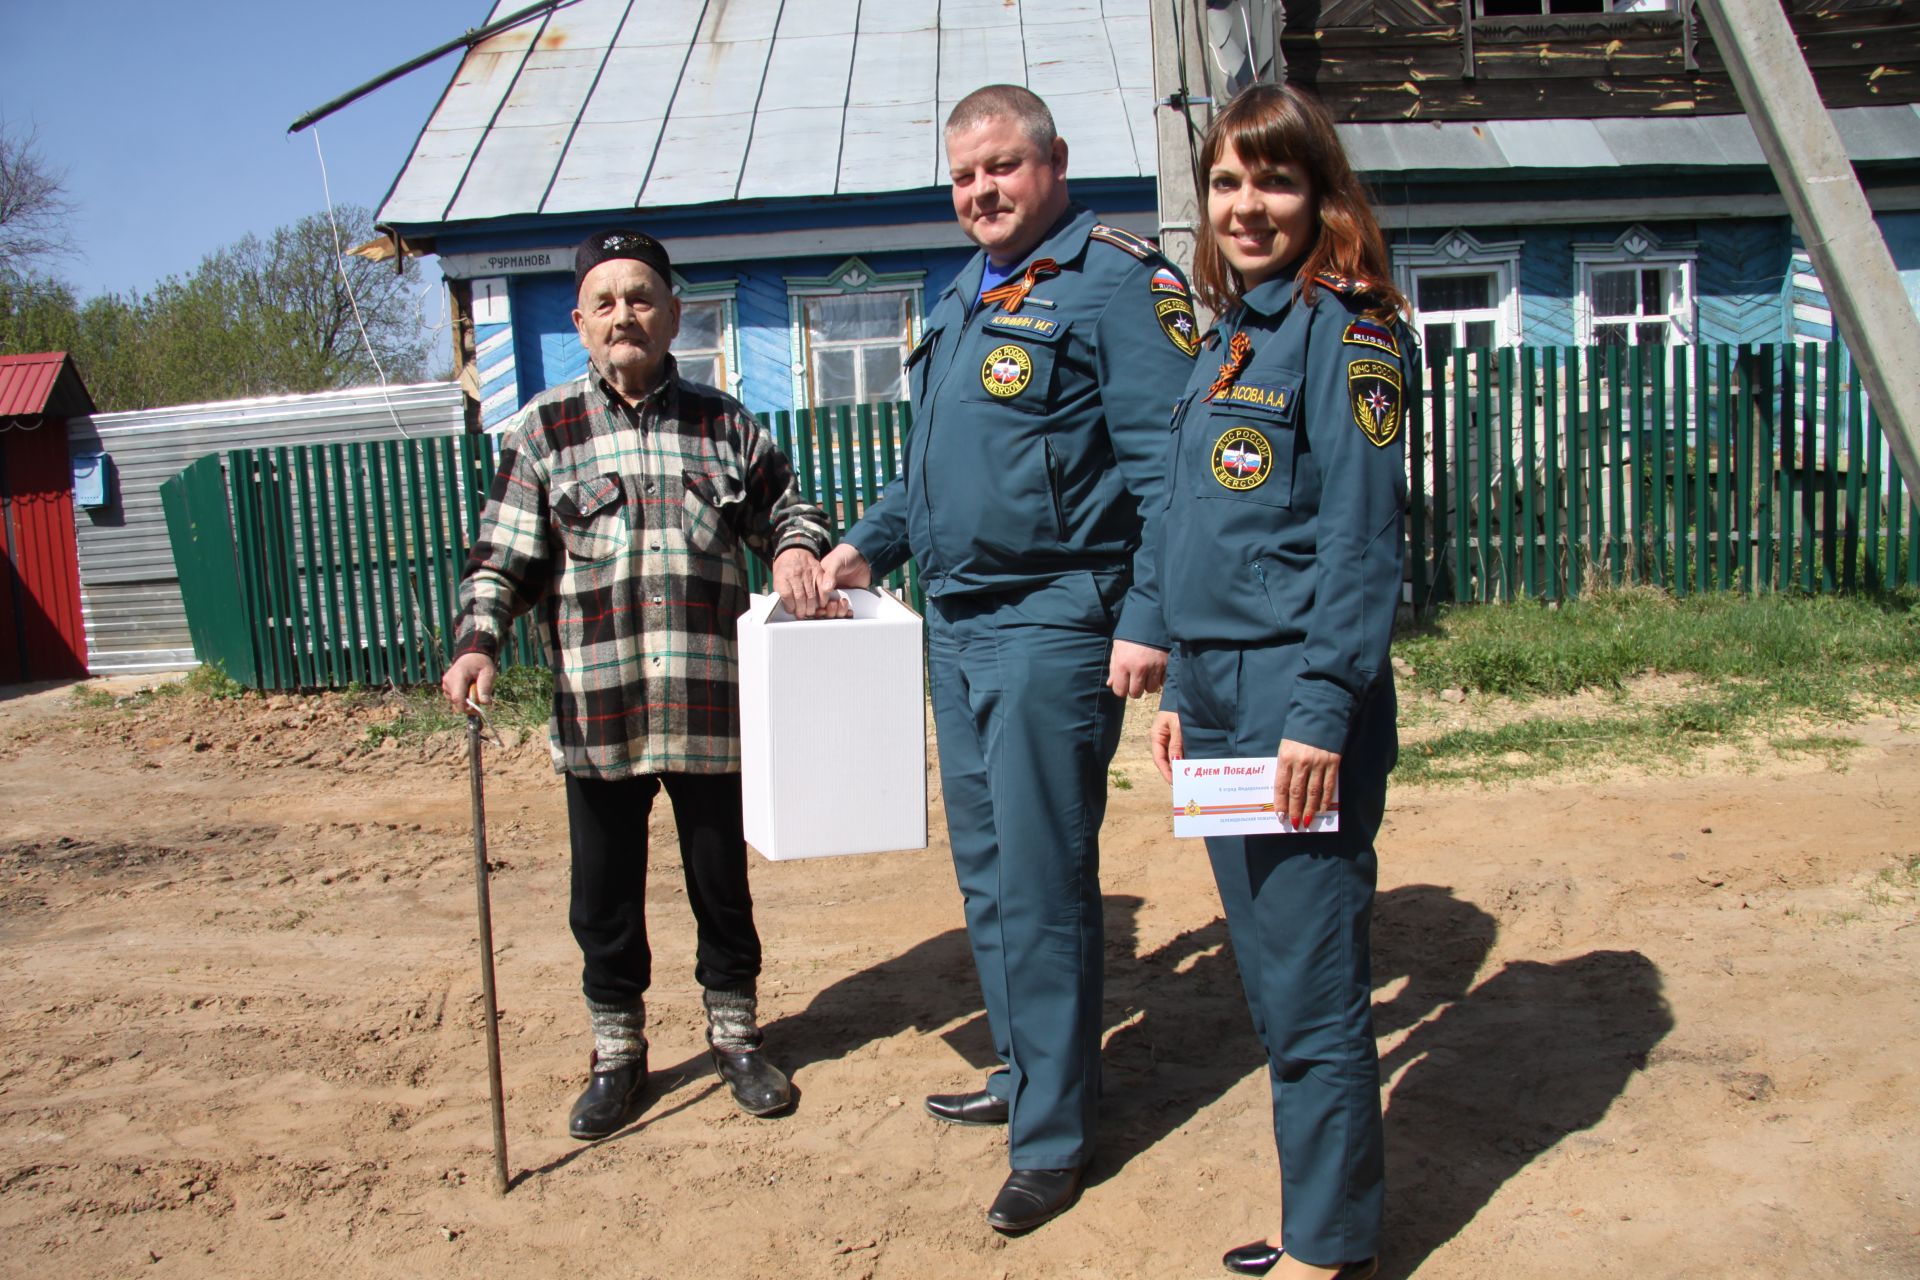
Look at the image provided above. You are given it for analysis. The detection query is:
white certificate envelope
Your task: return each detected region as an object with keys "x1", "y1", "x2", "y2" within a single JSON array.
[{"x1": 1170, "y1": 756, "x2": 1339, "y2": 837}]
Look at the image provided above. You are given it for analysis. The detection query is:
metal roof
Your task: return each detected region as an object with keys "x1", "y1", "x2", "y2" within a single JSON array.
[
  {"x1": 0, "y1": 352, "x2": 96, "y2": 422},
  {"x1": 1340, "y1": 105, "x2": 1920, "y2": 175},
  {"x1": 379, "y1": 0, "x2": 1157, "y2": 227}
]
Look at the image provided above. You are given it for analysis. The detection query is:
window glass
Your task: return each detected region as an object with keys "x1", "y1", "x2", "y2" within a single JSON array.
[
  {"x1": 807, "y1": 294, "x2": 908, "y2": 345},
  {"x1": 1417, "y1": 273, "x2": 1493, "y2": 312},
  {"x1": 1586, "y1": 261, "x2": 1688, "y2": 347},
  {"x1": 678, "y1": 301, "x2": 723, "y2": 349},
  {"x1": 802, "y1": 290, "x2": 913, "y2": 408},
  {"x1": 1592, "y1": 269, "x2": 1638, "y2": 317},
  {"x1": 814, "y1": 348, "x2": 858, "y2": 406},
  {"x1": 671, "y1": 298, "x2": 730, "y2": 388}
]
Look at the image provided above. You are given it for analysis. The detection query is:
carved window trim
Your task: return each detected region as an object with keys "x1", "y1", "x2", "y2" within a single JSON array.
[
  {"x1": 1393, "y1": 231, "x2": 1524, "y2": 355},
  {"x1": 1573, "y1": 225, "x2": 1698, "y2": 347}
]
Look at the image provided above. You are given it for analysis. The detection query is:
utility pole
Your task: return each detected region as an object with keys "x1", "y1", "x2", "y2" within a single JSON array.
[
  {"x1": 1152, "y1": 0, "x2": 1214, "y2": 287},
  {"x1": 1152, "y1": 1, "x2": 1285, "y2": 313},
  {"x1": 1696, "y1": 0, "x2": 1920, "y2": 487}
]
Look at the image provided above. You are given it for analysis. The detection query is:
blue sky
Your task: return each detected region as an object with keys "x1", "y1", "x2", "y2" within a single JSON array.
[{"x1": 1, "y1": 1, "x2": 491, "y2": 303}]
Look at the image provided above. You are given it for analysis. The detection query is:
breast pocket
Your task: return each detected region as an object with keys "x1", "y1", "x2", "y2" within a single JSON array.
[
  {"x1": 905, "y1": 326, "x2": 941, "y2": 407},
  {"x1": 963, "y1": 315, "x2": 1070, "y2": 416},
  {"x1": 552, "y1": 473, "x2": 631, "y2": 563},
  {"x1": 682, "y1": 469, "x2": 745, "y2": 558},
  {"x1": 1189, "y1": 371, "x2": 1303, "y2": 508}
]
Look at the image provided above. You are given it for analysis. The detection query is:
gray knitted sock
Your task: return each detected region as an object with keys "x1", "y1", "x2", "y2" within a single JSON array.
[
  {"x1": 586, "y1": 996, "x2": 647, "y2": 1072},
  {"x1": 702, "y1": 986, "x2": 762, "y2": 1053}
]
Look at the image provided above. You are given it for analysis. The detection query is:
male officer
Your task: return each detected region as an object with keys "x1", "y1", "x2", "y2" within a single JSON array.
[
  {"x1": 442, "y1": 229, "x2": 842, "y2": 1141},
  {"x1": 816, "y1": 84, "x2": 1198, "y2": 1231}
]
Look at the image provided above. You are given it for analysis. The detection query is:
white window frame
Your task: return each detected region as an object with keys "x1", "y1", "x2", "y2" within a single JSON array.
[
  {"x1": 785, "y1": 257, "x2": 925, "y2": 411},
  {"x1": 1394, "y1": 230, "x2": 1523, "y2": 363},
  {"x1": 670, "y1": 273, "x2": 742, "y2": 395},
  {"x1": 1574, "y1": 225, "x2": 1697, "y2": 348}
]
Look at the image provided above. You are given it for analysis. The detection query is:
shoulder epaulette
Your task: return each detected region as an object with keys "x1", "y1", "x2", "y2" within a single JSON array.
[
  {"x1": 1313, "y1": 271, "x2": 1375, "y2": 297},
  {"x1": 1088, "y1": 224, "x2": 1160, "y2": 262}
]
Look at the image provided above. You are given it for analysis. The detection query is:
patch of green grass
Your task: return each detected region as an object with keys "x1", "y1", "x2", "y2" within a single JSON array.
[
  {"x1": 1108, "y1": 768, "x2": 1133, "y2": 791},
  {"x1": 1768, "y1": 732, "x2": 1861, "y2": 763},
  {"x1": 363, "y1": 663, "x2": 554, "y2": 748},
  {"x1": 184, "y1": 663, "x2": 246, "y2": 701},
  {"x1": 1392, "y1": 589, "x2": 1920, "y2": 783},
  {"x1": 1396, "y1": 588, "x2": 1920, "y2": 699},
  {"x1": 68, "y1": 683, "x2": 115, "y2": 709},
  {"x1": 1866, "y1": 854, "x2": 1920, "y2": 909}
]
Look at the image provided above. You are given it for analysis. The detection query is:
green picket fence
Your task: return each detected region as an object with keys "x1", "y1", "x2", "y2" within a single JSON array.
[
  {"x1": 160, "y1": 405, "x2": 919, "y2": 691},
  {"x1": 162, "y1": 345, "x2": 1915, "y2": 691},
  {"x1": 1415, "y1": 341, "x2": 1919, "y2": 607}
]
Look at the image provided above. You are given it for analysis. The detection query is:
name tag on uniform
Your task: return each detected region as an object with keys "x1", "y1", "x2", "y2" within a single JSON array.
[
  {"x1": 984, "y1": 312, "x2": 1063, "y2": 341},
  {"x1": 1170, "y1": 757, "x2": 1339, "y2": 837},
  {"x1": 1214, "y1": 380, "x2": 1297, "y2": 420}
]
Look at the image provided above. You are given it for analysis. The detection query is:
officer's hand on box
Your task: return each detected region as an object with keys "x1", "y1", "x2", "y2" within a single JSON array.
[
  {"x1": 814, "y1": 542, "x2": 873, "y2": 602},
  {"x1": 774, "y1": 547, "x2": 851, "y2": 619},
  {"x1": 442, "y1": 652, "x2": 497, "y2": 716},
  {"x1": 1108, "y1": 640, "x2": 1167, "y2": 699}
]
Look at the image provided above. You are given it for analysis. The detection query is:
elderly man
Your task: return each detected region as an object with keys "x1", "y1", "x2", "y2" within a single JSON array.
[
  {"x1": 442, "y1": 229, "x2": 841, "y2": 1139},
  {"x1": 818, "y1": 85, "x2": 1198, "y2": 1230}
]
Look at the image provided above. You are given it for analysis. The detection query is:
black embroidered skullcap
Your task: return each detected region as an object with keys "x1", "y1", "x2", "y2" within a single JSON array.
[{"x1": 573, "y1": 228, "x2": 672, "y2": 292}]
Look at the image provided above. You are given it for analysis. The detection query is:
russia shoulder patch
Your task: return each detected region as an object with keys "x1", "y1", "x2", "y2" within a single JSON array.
[
  {"x1": 1348, "y1": 358, "x2": 1403, "y2": 448},
  {"x1": 1342, "y1": 317, "x2": 1401, "y2": 359},
  {"x1": 1089, "y1": 224, "x2": 1156, "y2": 261},
  {"x1": 1150, "y1": 266, "x2": 1188, "y2": 296}
]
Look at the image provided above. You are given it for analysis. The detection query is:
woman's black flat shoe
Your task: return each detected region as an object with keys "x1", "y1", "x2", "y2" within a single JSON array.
[
  {"x1": 1222, "y1": 1245, "x2": 1378, "y2": 1280},
  {"x1": 1222, "y1": 1241, "x2": 1282, "y2": 1277}
]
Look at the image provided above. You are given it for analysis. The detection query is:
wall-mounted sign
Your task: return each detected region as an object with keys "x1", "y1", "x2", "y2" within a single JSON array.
[
  {"x1": 471, "y1": 277, "x2": 511, "y2": 326},
  {"x1": 442, "y1": 247, "x2": 571, "y2": 279}
]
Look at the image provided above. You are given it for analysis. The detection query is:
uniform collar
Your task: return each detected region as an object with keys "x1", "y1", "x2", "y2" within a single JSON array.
[
  {"x1": 951, "y1": 202, "x2": 1097, "y2": 305},
  {"x1": 1238, "y1": 259, "x2": 1305, "y2": 319}
]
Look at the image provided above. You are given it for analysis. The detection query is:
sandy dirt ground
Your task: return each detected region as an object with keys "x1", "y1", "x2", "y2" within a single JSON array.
[{"x1": 1, "y1": 675, "x2": 1917, "y2": 1280}]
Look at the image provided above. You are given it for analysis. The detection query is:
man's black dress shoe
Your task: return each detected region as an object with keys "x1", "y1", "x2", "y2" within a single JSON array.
[
  {"x1": 711, "y1": 1047, "x2": 793, "y2": 1116},
  {"x1": 1222, "y1": 1240, "x2": 1282, "y2": 1277},
  {"x1": 1222, "y1": 1248, "x2": 1377, "y2": 1280},
  {"x1": 924, "y1": 1088, "x2": 1009, "y2": 1127},
  {"x1": 568, "y1": 1053, "x2": 647, "y2": 1140},
  {"x1": 985, "y1": 1166, "x2": 1082, "y2": 1233}
]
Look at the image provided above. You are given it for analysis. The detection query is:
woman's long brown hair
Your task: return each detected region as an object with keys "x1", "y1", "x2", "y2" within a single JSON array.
[{"x1": 1191, "y1": 83, "x2": 1408, "y2": 323}]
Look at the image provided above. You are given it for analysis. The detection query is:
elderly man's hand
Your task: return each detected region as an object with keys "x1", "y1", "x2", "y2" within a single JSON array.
[
  {"x1": 773, "y1": 547, "x2": 850, "y2": 619},
  {"x1": 441, "y1": 652, "x2": 497, "y2": 716}
]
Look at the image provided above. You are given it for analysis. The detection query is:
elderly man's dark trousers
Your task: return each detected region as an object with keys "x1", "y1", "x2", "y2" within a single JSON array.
[
  {"x1": 565, "y1": 771, "x2": 761, "y2": 1006},
  {"x1": 927, "y1": 573, "x2": 1126, "y2": 1173}
]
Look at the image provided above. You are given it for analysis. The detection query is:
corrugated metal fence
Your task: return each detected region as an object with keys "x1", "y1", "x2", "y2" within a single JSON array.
[
  {"x1": 164, "y1": 345, "x2": 1917, "y2": 691},
  {"x1": 68, "y1": 383, "x2": 466, "y2": 672}
]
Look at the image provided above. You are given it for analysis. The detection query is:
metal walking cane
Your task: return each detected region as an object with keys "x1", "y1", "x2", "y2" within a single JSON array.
[{"x1": 466, "y1": 701, "x2": 511, "y2": 1195}]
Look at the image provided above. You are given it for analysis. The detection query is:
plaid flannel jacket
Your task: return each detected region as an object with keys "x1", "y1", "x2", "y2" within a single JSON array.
[{"x1": 452, "y1": 360, "x2": 832, "y2": 778}]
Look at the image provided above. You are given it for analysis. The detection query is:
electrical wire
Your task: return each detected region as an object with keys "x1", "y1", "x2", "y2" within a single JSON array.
[{"x1": 310, "y1": 126, "x2": 413, "y2": 440}]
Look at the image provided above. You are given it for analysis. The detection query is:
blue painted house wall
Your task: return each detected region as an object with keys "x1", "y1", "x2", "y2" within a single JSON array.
[
  {"x1": 495, "y1": 247, "x2": 976, "y2": 419},
  {"x1": 455, "y1": 196, "x2": 1912, "y2": 428}
]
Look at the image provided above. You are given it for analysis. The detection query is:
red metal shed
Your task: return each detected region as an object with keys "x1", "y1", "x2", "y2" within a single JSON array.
[{"x1": 0, "y1": 352, "x2": 95, "y2": 683}]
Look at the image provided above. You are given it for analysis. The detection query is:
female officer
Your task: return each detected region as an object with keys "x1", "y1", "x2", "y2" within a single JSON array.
[{"x1": 1149, "y1": 83, "x2": 1414, "y2": 1280}]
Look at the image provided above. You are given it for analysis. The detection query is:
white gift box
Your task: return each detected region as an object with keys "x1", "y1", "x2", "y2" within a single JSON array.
[{"x1": 737, "y1": 588, "x2": 928, "y2": 860}]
